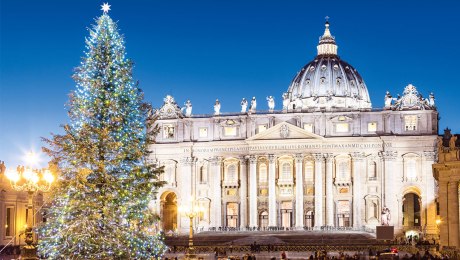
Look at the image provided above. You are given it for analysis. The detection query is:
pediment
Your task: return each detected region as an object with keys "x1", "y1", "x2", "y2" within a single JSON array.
[{"x1": 246, "y1": 122, "x2": 323, "y2": 141}]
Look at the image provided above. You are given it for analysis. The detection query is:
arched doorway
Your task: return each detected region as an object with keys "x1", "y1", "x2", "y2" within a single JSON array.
[
  {"x1": 402, "y1": 192, "x2": 421, "y2": 228},
  {"x1": 305, "y1": 210, "x2": 314, "y2": 228},
  {"x1": 281, "y1": 201, "x2": 293, "y2": 228},
  {"x1": 259, "y1": 211, "x2": 268, "y2": 230},
  {"x1": 161, "y1": 192, "x2": 177, "y2": 232}
]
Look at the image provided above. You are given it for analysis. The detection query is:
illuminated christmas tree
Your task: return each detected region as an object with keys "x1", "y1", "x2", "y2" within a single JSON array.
[{"x1": 39, "y1": 3, "x2": 166, "y2": 259}]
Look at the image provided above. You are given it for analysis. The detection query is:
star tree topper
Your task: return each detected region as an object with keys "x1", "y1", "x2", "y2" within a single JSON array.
[{"x1": 101, "y1": 3, "x2": 111, "y2": 14}]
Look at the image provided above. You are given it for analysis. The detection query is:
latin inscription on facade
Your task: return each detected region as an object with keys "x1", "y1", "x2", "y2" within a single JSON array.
[{"x1": 185, "y1": 143, "x2": 392, "y2": 153}]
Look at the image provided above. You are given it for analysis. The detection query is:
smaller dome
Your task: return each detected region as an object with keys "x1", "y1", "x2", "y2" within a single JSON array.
[{"x1": 285, "y1": 22, "x2": 372, "y2": 111}]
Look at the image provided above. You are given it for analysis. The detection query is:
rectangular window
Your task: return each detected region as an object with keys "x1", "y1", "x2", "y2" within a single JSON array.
[
  {"x1": 404, "y1": 115, "x2": 417, "y2": 131},
  {"x1": 224, "y1": 127, "x2": 237, "y2": 136},
  {"x1": 303, "y1": 123, "x2": 313, "y2": 133},
  {"x1": 162, "y1": 124, "x2": 175, "y2": 139},
  {"x1": 304, "y1": 163, "x2": 314, "y2": 182},
  {"x1": 199, "y1": 127, "x2": 208, "y2": 138},
  {"x1": 258, "y1": 124, "x2": 267, "y2": 133},
  {"x1": 368, "y1": 122, "x2": 377, "y2": 132},
  {"x1": 5, "y1": 207, "x2": 13, "y2": 237},
  {"x1": 335, "y1": 123, "x2": 349, "y2": 133}
]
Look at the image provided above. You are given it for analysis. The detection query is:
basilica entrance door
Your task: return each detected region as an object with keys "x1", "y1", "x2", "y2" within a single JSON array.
[
  {"x1": 259, "y1": 211, "x2": 268, "y2": 229},
  {"x1": 226, "y1": 202, "x2": 239, "y2": 228},
  {"x1": 402, "y1": 192, "x2": 421, "y2": 228},
  {"x1": 281, "y1": 201, "x2": 293, "y2": 228},
  {"x1": 305, "y1": 210, "x2": 314, "y2": 228},
  {"x1": 161, "y1": 192, "x2": 177, "y2": 232},
  {"x1": 337, "y1": 200, "x2": 351, "y2": 227}
]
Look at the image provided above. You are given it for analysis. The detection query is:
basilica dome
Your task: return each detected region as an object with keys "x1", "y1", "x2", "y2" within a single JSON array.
[{"x1": 285, "y1": 22, "x2": 372, "y2": 111}]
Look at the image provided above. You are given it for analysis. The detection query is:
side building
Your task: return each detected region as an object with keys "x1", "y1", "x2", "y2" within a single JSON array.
[
  {"x1": 433, "y1": 129, "x2": 460, "y2": 248},
  {"x1": 0, "y1": 162, "x2": 45, "y2": 250},
  {"x1": 150, "y1": 22, "x2": 439, "y2": 239}
]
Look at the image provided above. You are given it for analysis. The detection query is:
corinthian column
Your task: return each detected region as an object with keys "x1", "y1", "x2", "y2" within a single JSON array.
[
  {"x1": 313, "y1": 153, "x2": 323, "y2": 227},
  {"x1": 248, "y1": 155, "x2": 258, "y2": 227},
  {"x1": 423, "y1": 151, "x2": 437, "y2": 235},
  {"x1": 210, "y1": 156, "x2": 223, "y2": 228},
  {"x1": 179, "y1": 156, "x2": 194, "y2": 232},
  {"x1": 380, "y1": 150, "x2": 398, "y2": 226},
  {"x1": 295, "y1": 154, "x2": 304, "y2": 229},
  {"x1": 268, "y1": 154, "x2": 277, "y2": 227},
  {"x1": 351, "y1": 152, "x2": 365, "y2": 228},
  {"x1": 325, "y1": 153, "x2": 334, "y2": 226},
  {"x1": 239, "y1": 156, "x2": 248, "y2": 228}
]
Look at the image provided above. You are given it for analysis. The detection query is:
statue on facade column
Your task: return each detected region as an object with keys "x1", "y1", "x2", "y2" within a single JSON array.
[
  {"x1": 182, "y1": 99, "x2": 192, "y2": 117},
  {"x1": 249, "y1": 97, "x2": 257, "y2": 113},
  {"x1": 214, "y1": 99, "x2": 221, "y2": 115},
  {"x1": 381, "y1": 206, "x2": 391, "y2": 226},
  {"x1": 282, "y1": 92, "x2": 290, "y2": 111},
  {"x1": 240, "y1": 98, "x2": 248, "y2": 113},
  {"x1": 267, "y1": 96, "x2": 275, "y2": 112}
]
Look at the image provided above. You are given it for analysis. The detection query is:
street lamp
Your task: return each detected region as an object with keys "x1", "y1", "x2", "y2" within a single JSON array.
[
  {"x1": 178, "y1": 199, "x2": 203, "y2": 260},
  {"x1": 4, "y1": 165, "x2": 54, "y2": 259},
  {"x1": 435, "y1": 218, "x2": 442, "y2": 244}
]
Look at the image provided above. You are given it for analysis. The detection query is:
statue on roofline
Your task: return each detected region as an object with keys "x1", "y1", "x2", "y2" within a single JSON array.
[
  {"x1": 249, "y1": 97, "x2": 257, "y2": 113},
  {"x1": 214, "y1": 99, "x2": 221, "y2": 115},
  {"x1": 267, "y1": 96, "x2": 275, "y2": 112},
  {"x1": 240, "y1": 98, "x2": 248, "y2": 113}
]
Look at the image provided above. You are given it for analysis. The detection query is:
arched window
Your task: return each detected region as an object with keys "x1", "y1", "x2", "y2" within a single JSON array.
[
  {"x1": 226, "y1": 164, "x2": 237, "y2": 182},
  {"x1": 281, "y1": 162, "x2": 292, "y2": 180},
  {"x1": 304, "y1": 162, "x2": 314, "y2": 182},
  {"x1": 259, "y1": 163, "x2": 267, "y2": 183}
]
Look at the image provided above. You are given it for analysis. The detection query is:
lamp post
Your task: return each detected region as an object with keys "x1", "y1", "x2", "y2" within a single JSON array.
[
  {"x1": 4, "y1": 165, "x2": 54, "y2": 259},
  {"x1": 435, "y1": 218, "x2": 441, "y2": 245},
  {"x1": 179, "y1": 199, "x2": 203, "y2": 260}
]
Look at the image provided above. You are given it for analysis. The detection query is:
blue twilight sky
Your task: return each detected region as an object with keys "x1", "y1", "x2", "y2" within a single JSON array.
[{"x1": 1, "y1": 0, "x2": 459, "y2": 168}]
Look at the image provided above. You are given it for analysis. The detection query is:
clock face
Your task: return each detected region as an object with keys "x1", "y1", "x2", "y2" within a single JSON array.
[{"x1": 404, "y1": 94, "x2": 417, "y2": 106}]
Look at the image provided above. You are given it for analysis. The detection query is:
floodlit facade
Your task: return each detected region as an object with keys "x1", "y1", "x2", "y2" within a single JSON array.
[{"x1": 151, "y1": 22, "x2": 439, "y2": 239}]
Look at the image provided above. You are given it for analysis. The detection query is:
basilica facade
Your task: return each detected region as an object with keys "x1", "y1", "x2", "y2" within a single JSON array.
[{"x1": 150, "y1": 22, "x2": 439, "y2": 238}]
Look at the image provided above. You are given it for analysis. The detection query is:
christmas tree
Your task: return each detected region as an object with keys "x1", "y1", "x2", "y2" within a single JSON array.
[{"x1": 39, "y1": 4, "x2": 166, "y2": 259}]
